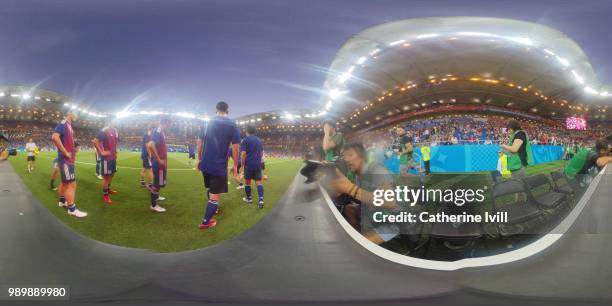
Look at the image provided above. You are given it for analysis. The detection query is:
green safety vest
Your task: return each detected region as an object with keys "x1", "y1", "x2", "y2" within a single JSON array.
[
  {"x1": 324, "y1": 132, "x2": 345, "y2": 162},
  {"x1": 564, "y1": 148, "x2": 591, "y2": 179},
  {"x1": 507, "y1": 130, "x2": 534, "y2": 171}
]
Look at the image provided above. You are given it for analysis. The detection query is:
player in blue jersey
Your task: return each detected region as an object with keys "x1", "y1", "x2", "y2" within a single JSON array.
[
  {"x1": 197, "y1": 101, "x2": 241, "y2": 229},
  {"x1": 188, "y1": 142, "x2": 196, "y2": 166},
  {"x1": 240, "y1": 125, "x2": 265, "y2": 208},
  {"x1": 140, "y1": 124, "x2": 154, "y2": 188}
]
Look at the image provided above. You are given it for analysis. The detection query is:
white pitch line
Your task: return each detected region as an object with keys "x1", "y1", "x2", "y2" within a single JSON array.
[{"x1": 37, "y1": 155, "x2": 296, "y2": 171}]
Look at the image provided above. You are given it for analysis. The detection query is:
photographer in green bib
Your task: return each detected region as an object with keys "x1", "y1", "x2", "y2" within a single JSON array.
[
  {"x1": 500, "y1": 120, "x2": 534, "y2": 179},
  {"x1": 564, "y1": 138, "x2": 612, "y2": 191},
  {"x1": 322, "y1": 120, "x2": 346, "y2": 162}
]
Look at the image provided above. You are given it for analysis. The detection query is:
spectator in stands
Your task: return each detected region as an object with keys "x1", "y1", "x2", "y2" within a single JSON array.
[
  {"x1": 327, "y1": 142, "x2": 399, "y2": 245},
  {"x1": 322, "y1": 120, "x2": 345, "y2": 161}
]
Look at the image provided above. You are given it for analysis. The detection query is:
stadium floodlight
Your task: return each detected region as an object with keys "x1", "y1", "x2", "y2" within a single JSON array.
[
  {"x1": 369, "y1": 48, "x2": 380, "y2": 56},
  {"x1": 416, "y1": 33, "x2": 439, "y2": 39},
  {"x1": 556, "y1": 56, "x2": 569, "y2": 67},
  {"x1": 70, "y1": 105, "x2": 77, "y2": 110},
  {"x1": 0, "y1": 92, "x2": 4, "y2": 97},
  {"x1": 584, "y1": 86, "x2": 598, "y2": 94},
  {"x1": 389, "y1": 39, "x2": 406, "y2": 46},
  {"x1": 571, "y1": 70, "x2": 584, "y2": 84},
  {"x1": 34, "y1": 96, "x2": 41, "y2": 100},
  {"x1": 328, "y1": 88, "x2": 345, "y2": 100},
  {"x1": 10, "y1": 94, "x2": 20, "y2": 98},
  {"x1": 357, "y1": 56, "x2": 368, "y2": 65},
  {"x1": 457, "y1": 32, "x2": 497, "y2": 37},
  {"x1": 337, "y1": 72, "x2": 351, "y2": 84},
  {"x1": 116, "y1": 111, "x2": 132, "y2": 118},
  {"x1": 22, "y1": 94, "x2": 31, "y2": 100},
  {"x1": 509, "y1": 37, "x2": 533, "y2": 46},
  {"x1": 175, "y1": 112, "x2": 196, "y2": 119}
]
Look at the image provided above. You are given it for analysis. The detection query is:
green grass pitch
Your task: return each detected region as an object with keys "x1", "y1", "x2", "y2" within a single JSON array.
[{"x1": 9, "y1": 151, "x2": 303, "y2": 253}]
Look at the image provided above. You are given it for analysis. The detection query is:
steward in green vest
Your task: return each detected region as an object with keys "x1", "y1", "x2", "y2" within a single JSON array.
[{"x1": 500, "y1": 120, "x2": 534, "y2": 176}]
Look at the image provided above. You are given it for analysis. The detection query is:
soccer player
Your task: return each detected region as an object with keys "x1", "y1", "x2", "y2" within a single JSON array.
[
  {"x1": 240, "y1": 125, "x2": 265, "y2": 208},
  {"x1": 230, "y1": 146, "x2": 244, "y2": 189},
  {"x1": 49, "y1": 157, "x2": 59, "y2": 190},
  {"x1": 92, "y1": 124, "x2": 119, "y2": 204},
  {"x1": 140, "y1": 124, "x2": 154, "y2": 188},
  {"x1": 146, "y1": 117, "x2": 172, "y2": 213},
  {"x1": 51, "y1": 110, "x2": 87, "y2": 218},
  {"x1": 95, "y1": 151, "x2": 103, "y2": 180},
  {"x1": 25, "y1": 138, "x2": 37, "y2": 173},
  {"x1": 197, "y1": 101, "x2": 240, "y2": 229},
  {"x1": 188, "y1": 142, "x2": 196, "y2": 166}
]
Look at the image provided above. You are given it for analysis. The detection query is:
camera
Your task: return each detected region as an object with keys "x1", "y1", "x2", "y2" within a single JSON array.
[{"x1": 300, "y1": 157, "x2": 349, "y2": 184}]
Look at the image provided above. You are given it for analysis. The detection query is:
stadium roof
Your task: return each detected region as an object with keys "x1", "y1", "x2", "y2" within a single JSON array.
[
  {"x1": 0, "y1": 85, "x2": 108, "y2": 118},
  {"x1": 233, "y1": 109, "x2": 325, "y2": 126},
  {"x1": 320, "y1": 17, "x2": 611, "y2": 127}
]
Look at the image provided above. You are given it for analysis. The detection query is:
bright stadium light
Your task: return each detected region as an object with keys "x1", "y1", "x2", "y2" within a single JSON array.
[
  {"x1": 10, "y1": 94, "x2": 20, "y2": 98},
  {"x1": 70, "y1": 105, "x2": 77, "y2": 110},
  {"x1": 22, "y1": 94, "x2": 31, "y2": 100},
  {"x1": 116, "y1": 111, "x2": 132, "y2": 118},
  {"x1": 416, "y1": 33, "x2": 439, "y2": 39},
  {"x1": 509, "y1": 37, "x2": 533, "y2": 46},
  {"x1": 389, "y1": 39, "x2": 406, "y2": 46},
  {"x1": 584, "y1": 86, "x2": 598, "y2": 94},
  {"x1": 175, "y1": 112, "x2": 196, "y2": 119},
  {"x1": 556, "y1": 56, "x2": 569, "y2": 67},
  {"x1": 571, "y1": 70, "x2": 584, "y2": 84},
  {"x1": 0, "y1": 92, "x2": 5, "y2": 97},
  {"x1": 357, "y1": 56, "x2": 368, "y2": 64},
  {"x1": 328, "y1": 88, "x2": 345, "y2": 100}
]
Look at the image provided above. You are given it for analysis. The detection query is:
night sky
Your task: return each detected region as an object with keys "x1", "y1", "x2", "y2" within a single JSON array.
[{"x1": 1, "y1": 0, "x2": 612, "y2": 117}]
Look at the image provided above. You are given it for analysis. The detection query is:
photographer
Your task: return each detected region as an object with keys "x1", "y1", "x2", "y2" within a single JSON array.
[
  {"x1": 500, "y1": 119, "x2": 533, "y2": 178},
  {"x1": 326, "y1": 142, "x2": 399, "y2": 245},
  {"x1": 564, "y1": 138, "x2": 612, "y2": 190},
  {"x1": 322, "y1": 120, "x2": 345, "y2": 162}
]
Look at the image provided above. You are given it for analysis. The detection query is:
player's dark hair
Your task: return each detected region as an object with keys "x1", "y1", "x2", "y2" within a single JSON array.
[
  {"x1": 595, "y1": 139, "x2": 608, "y2": 152},
  {"x1": 506, "y1": 119, "x2": 521, "y2": 131},
  {"x1": 216, "y1": 101, "x2": 229, "y2": 113},
  {"x1": 343, "y1": 142, "x2": 366, "y2": 160},
  {"x1": 246, "y1": 125, "x2": 256, "y2": 135}
]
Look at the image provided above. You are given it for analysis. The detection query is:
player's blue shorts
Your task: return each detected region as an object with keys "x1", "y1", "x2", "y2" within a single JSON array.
[
  {"x1": 244, "y1": 169, "x2": 262, "y2": 181},
  {"x1": 142, "y1": 158, "x2": 152, "y2": 169},
  {"x1": 100, "y1": 159, "x2": 117, "y2": 176},
  {"x1": 58, "y1": 160, "x2": 76, "y2": 183}
]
